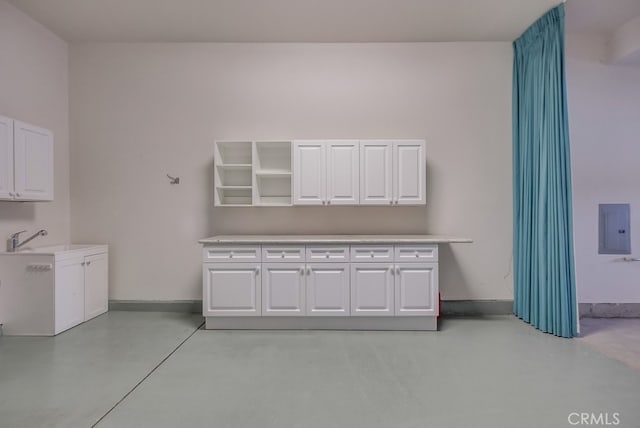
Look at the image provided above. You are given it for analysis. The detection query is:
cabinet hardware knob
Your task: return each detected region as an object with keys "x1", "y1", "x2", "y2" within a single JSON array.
[
  {"x1": 390, "y1": 200, "x2": 393, "y2": 205},
  {"x1": 87, "y1": 261, "x2": 91, "y2": 265},
  {"x1": 9, "y1": 192, "x2": 14, "y2": 197},
  {"x1": 81, "y1": 262, "x2": 85, "y2": 266},
  {"x1": 325, "y1": 253, "x2": 329, "y2": 258},
  {"x1": 370, "y1": 253, "x2": 374, "y2": 258},
  {"x1": 300, "y1": 267, "x2": 304, "y2": 274},
  {"x1": 396, "y1": 266, "x2": 400, "y2": 274},
  {"x1": 327, "y1": 200, "x2": 331, "y2": 205},
  {"x1": 16, "y1": 193, "x2": 21, "y2": 197},
  {"x1": 281, "y1": 252, "x2": 285, "y2": 258},
  {"x1": 307, "y1": 267, "x2": 311, "y2": 275},
  {"x1": 391, "y1": 266, "x2": 394, "y2": 275},
  {"x1": 395, "y1": 200, "x2": 398, "y2": 205},
  {"x1": 255, "y1": 267, "x2": 260, "y2": 274}
]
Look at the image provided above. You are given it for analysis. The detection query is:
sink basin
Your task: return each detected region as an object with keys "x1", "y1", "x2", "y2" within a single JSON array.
[{"x1": 6, "y1": 244, "x2": 104, "y2": 255}]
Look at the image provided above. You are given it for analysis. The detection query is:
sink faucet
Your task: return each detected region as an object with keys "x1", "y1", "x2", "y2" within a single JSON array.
[{"x1": 7, "y1": 229, "x2": 48, "y2": 252}]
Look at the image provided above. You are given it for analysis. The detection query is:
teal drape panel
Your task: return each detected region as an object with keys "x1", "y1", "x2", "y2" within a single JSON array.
[{"x1": 512, "y1": 4, "x2": 577, "y2": 338}]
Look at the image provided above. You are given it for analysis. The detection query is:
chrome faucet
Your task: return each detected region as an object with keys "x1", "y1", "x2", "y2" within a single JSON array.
[{"x1": 7, "y1": 229, "x2": 48, "y2": 252}]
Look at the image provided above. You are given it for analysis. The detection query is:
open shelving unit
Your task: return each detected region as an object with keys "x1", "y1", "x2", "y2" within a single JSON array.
[
  {"x1": 214, "y1": 141, "x2": 253, "y2": 206},
  {"x1": 253, "y1": 141, "x2": 292, "y2": 206},
  {"x1": 214, "y1": 140, "x2": 292, "y2": 207}
]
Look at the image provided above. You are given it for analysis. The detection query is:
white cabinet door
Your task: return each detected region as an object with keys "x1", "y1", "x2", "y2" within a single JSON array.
[
  {"x1": 393, "y1": 140, "x2": 425, "y2": 205},
  {"x1": 84, "y1": 253, "x2": 109, "y2": 321},
  {"x1": 350, "y1": 263, "x2": 394, "y2": 316},
  {"x1": 0, "y1": 116, "x2": 14, "y2": 200},
  {"x1": 293, "y1": 140, "x2": 325, "y2": 205},
  {"x1": 394, "y1": 263, "x2": 438, "y2": 316},
  {"x1": 13, "y1": 120, "x2": 53, "y2": 201},
  {"x1": 54, "y1": 257, "x2": 85, "y2": 334},
  {"x1": 359, "y1": 140, "x2": 393, "y2": 205},
  {"x1": 326, "y1": 140, "x2": 359, "y2": 205},
  {"x1": 262, "y1": 263, "x2": 305, "y2": 316},
  {"x1": 306, "y1": 263, "x2": 349, "y2": 316},
  {"x1": 203, "y1": 263, "x2": 261, "y2": 316}
]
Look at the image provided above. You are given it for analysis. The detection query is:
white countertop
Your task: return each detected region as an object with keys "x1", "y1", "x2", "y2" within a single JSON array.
[
  {"x1": 0, "y1": 244, "x2": 108, "y2": 256},
  {"x1": 199, "y1": 235, "x2": 472, "y2": 245}
]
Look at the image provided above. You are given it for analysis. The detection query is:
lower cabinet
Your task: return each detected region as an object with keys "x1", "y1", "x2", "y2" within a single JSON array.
[
  {"x1": 55, "y1": 250, "x2": 109, "y2": 334},
  {"x1": 351, "y1": 263, "x2": 394, "y2": 316},
  {"x1": 262, "y1": 263, "x2": 305, "y2": 316},
  {"x1": 307, "y1": 264, "x2": 350, "y2": 316},
  {"x1": 395, "y1": 263, "x2": 438, "y2": 316},
  {"x1": 84, "y1": 252, "x2": 109, "y2": 321},
  {"x1": 202, "y1": 244, "x2": 439, "y2": 323},
  {"x1": 203, "y1": 263, "x2": 261, "y2": 316},
  {"x1": 54, "y1": 257, "x2": 85, "y2": 334}
]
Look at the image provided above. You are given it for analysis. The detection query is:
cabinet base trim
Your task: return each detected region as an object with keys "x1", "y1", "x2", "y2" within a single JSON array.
[{"x1": 205, "y1": 316, "x2": 437, "y2": 331}]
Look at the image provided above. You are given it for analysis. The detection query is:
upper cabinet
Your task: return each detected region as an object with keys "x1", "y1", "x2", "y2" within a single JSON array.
[
  {"x1": 293, "y1": 140, "x2": 359, "y2": 206},
  {"x1": 216, "y1": 139, "x2": 425, "y2": 207},
  {"x1": 359, "y1": 140, "x2": 425, "y2": 206},
  {"x1": 0, "y1": 116, "x2": 54, "y2": 202}
]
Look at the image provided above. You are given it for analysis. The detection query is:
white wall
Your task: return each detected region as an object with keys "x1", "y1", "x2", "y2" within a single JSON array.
[
  {"x1": 0, "y1": 1, "x2": 70, "y2": 249},
  {"x1": 70, "y1": 42, "x2": 513, "y2": 302},
  {"x1": 567, "y1": 32, "x2": 640, "y2": 303}
]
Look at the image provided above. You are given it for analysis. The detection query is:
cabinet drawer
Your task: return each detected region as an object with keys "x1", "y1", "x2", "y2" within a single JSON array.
[
  {"x1": 203, "y1": 246, "x2": 261, "y2": 263},
  {"x1": 262, "y1": 246, "x2": 305, "y2": 262},
  {"x1": 395, "y1": 245, "x2": 438, "y2": 262},
  {"x1": 350, "y1": 246, "x2": 394, "y2": 262},
  {"x1": 306, "y1": 246, "x2": 349, "y2": 262}
]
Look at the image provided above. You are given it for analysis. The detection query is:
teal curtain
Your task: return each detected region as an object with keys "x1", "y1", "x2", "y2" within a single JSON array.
[{"x1": 513, "y1": 4, "x2": 577, "y2": 338}]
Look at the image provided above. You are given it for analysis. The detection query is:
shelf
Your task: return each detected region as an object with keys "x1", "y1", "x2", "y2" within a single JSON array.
[
  {"x1": 215, "y1": 141, "x2": 252, "y2": 165},
  {"x1": 216, "y1": 164, "x2": 252, "y2": 170},
  {"x1": 256, "y1": 196, "x2": 292, "y2": 206},
  {"x1": 255, "y1": 170, "x2": 292, "y2": 177},
  {"x1": 215, "y1": 186, "x2": 252, "y2": 206}
]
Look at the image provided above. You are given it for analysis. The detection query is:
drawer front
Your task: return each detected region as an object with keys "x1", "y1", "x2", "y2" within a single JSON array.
[
  {"x1": 395, "y1": 245, "x2": 438, "y2": 262},
  {"x1": 262, "y1": 246, "x2": 305, "y2": 262},
  {"x1": 350, "y1": 245, "x2": 394, "y2": 263},
  {"x1": 306, "y1": 246, "x2": 350, "y2": 262},
  {"x1": 203, "y1": 246, "x2": 261, "y2": 263}
]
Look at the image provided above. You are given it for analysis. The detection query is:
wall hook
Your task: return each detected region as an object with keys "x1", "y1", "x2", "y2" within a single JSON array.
[{"x1": 166, "y1": 174, "x2": 180, "y2": 185}]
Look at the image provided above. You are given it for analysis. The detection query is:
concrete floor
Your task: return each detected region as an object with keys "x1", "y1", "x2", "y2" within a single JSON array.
[{"x1": 1, "y1": 313, "x2": 639, "y2": 428}]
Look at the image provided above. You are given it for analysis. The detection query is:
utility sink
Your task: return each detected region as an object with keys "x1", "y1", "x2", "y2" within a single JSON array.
[
  {"x1": 12, "y1": 244, "x2": 100, "y2": 254},
  {"x1": 0, "y1": 244, "x2": 109, "y2": 336}
]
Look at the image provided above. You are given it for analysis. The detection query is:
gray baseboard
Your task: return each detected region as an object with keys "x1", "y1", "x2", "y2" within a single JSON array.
[
  {"x1": 109, "y1": 299, "x2": 515, "y2": 316},
  {"x1": 109, "y1": 300, "x2": 202, "y2": 313},
  {"x1": 205, "y1": 316, "x2": 437, "y2": 331},
  {"x1": 579, "y1": 303, "x2": 640, "y2": 318},
  {"x1": 440, "y1": 300, "x2": 514, "y2": 316}
]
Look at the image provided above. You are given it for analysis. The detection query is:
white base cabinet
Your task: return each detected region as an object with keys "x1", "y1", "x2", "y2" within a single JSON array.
[
  {"x1": 202, "y1": 241, "x2": 440, "y2": 330},
  {"x1": 0, "y1": 245, "x2": 108, "y2": 336}
]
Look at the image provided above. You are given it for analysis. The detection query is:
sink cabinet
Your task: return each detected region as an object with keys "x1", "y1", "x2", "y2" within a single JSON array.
[{"x1": 0, "y1": 245, "x2": 108, "y2": 336}]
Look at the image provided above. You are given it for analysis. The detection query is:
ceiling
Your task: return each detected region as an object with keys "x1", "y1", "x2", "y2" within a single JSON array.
[
  {"x1": 565, "y1": 0, "x2": 640, "y2": 35},
  {"x1": 8, "y1": 0, "x2": 562, "y2": 43}
]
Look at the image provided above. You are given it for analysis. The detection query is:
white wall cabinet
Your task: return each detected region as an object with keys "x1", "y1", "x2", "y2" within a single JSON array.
[
  {"x1": 360, "y1": 140, "x2": 425, "y2": 206},
  {"x1": 292, "y1": 140, "x2": 359, "y2": 205},
  {"x1": 217, "y1": 139, "x2": 424, "y2": 207},
  {"x1": 0, "y1": 115, "x2": 53, "y2": 201},
  {"x1": 202, "y1": 241, "x2": 440, "y2": 328}
]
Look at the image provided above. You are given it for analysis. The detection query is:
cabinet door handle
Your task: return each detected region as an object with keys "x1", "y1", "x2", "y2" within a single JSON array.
[
  {"x1": 389, "y1": 200, "x2": 393, "y2": 205},
  {"x1": 306, "y1": 267, "x2": 311, "y2": 275},
  {"x1": 9, "y1": 192, "x2": 14, "y2": 197},
  {"x1": 394, "y1": 200, "x2": 398, "y2": 205},
  {"x1": 396, "y1": 266, "x2": 400, "y2": 274},
  {"x1": 255, "y1": 266, "x2": 260, "y2": 274},
  {"x1": 299, "y1": 266, "x2": 304, "y2": 274},
  {"x1": 16, "y1": 193, "x2": 21, "y2": 198},
  {"x1": 86, "y1": 261, "x2": 91, "y2": 266},
  {"x1": 390, "y1": 265, "x2": 394, "y2": 275},
  {"x1": 81, "y1": 262, "x2": 86, "y2": 266},
  {"x1": 327, "y1": 200, "x2": 331, "y2": 205}
]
